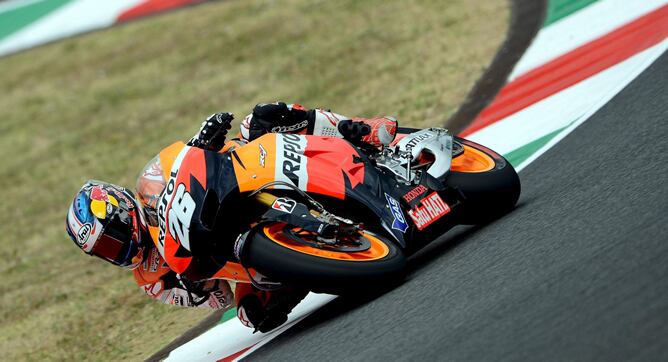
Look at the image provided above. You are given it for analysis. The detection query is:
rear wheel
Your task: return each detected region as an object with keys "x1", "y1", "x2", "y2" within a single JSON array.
[
  {"x1": 240, "y1": 223, "x2": 406, "y2": 295},
  {"x1": 445, "y1": 137, "x2": 521, "y2": 224}
]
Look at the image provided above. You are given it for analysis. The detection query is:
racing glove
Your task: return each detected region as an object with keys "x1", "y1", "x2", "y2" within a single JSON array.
[
  {"x1": 176, "y1": 274, "x2": 211, "y2": 306},
  {"x1": 352, "y1": 116, "x2": 397, "y2": 147},
  {"x1": 337, "y1": 119, "x2": 372, "y2": 145},
  {"x1": 311, "y1": 111, "x2": 397, "y2": 147},
  {"x1": 188, "y1": 112, "x2": 234, "y2": 151},
  {"x1": 235, "y1": 283, "x2": 308, "y2": 333},
  {"x1": 173, "y1": 275, "x2": 233, "y2": 309},
  {"x1": 245, "y1": 102, "x2": 310, "y2": 140}
]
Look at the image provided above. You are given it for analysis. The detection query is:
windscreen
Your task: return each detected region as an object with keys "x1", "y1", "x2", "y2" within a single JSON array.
[{"x1": 135, "y1": 155, "x2": 166, "y2": 227}]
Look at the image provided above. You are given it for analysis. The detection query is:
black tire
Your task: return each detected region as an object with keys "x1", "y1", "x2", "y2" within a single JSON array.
[
  {"x1": 445, "y1": 137, "x2": 521, "y2": 224},
  {"x1": 240, "y1": 224, "x2": 406, "y2": 295}
]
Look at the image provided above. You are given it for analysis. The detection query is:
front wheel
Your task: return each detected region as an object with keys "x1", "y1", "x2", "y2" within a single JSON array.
[
  {"x1": 239, "y1": 223, "x2": 406, "y2": 295},
  {"x1": 445, "y1": 137, "x2": 521, "y2": 224}
]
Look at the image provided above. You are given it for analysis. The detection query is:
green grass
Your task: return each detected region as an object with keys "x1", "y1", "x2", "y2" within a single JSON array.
[{"x1": 0, "y1": 0, "x2": 508, "y2": 359}]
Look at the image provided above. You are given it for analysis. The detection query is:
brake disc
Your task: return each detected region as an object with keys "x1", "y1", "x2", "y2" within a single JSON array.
[{"x1": 283, "y1": 227, "x2": 372, "y2": 253}]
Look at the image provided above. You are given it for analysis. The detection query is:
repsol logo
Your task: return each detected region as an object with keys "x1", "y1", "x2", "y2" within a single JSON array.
[
  {"x1": 282, "y1": 133, "x2": 304, "y2": 186},
  {"x1": 157, "y1": 170, "x2": 177, "y2": 249}
]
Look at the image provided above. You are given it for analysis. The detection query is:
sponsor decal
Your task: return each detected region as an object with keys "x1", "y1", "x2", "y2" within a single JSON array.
[
  {"x1": 167, "y1": 183, "x2": 196, "y2": 251},
  {"x1": 407, "y1": 192, "x2": 450, "y2": 230},
  {"x1": 403, "y1": 184, "x2": 428, "y2": 203},
  {"x1": 271, "y1": 120, "x2": 309, "y2": 133},
  {"x1": 77, "y1": 223, "x2": 92, "y2": 245},
  {"x1": 212, "y1": 289, "x2": 228, "y2": 306},
  {"x1": 149, "y1": 248, "x2": 161, "y2": 272},
  {"x1": 384, "y1": 193, "x2": 408, "y2": 233},
  {"x1": 404, "y1": 131, "x2": 434, "y2": 150},
  {"x1": 272, "y1": 198, "x2": 297, "y2": 213},
  {"x1": 113, "y1": 189, "x2": 135, "y2": 209},
  {"x1": 157, "y1": 171, "x2": 177, "y2": 251},
  {"x1": 259, "y1": 144, "x2": 267, "y2": 168},
  {"x1": 275, "y1": 133, "x2": 308, "y2": 189},
  {"x1": 157, "y1": 145, "x2": 190, "y2": 255},
  {"x1": 90, "y1": 185, "x2": 110, "y2": 202},
  {"x1": 173, "y1": 294, "x2": 186, "y2": 306}
]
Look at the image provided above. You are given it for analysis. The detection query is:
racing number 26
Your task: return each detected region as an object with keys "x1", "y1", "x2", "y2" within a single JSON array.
[{"x1": 168, "y1": 184, "x2": 195, "y2": 251}]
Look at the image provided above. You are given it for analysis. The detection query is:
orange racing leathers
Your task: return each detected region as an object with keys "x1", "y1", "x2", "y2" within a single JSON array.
[{"x1": 132, "y1": 246, "x2": 233, "y2": 309}]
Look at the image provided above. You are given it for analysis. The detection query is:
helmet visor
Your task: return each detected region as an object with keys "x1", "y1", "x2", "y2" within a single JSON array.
[
  {"x1": 90, "y1": 193, "x2": 140, "y2": 267},
  {"x1": 91, "y1": 233, "x2": 135, "y2": 266}
]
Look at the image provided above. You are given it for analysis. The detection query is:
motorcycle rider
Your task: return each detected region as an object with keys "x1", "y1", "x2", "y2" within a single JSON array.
[{"x1": 65, "y1": 102, "x2": 397, "y2": 332}]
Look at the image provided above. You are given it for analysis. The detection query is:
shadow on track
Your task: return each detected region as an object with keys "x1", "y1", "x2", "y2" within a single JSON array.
[
  {"x1": 259, "y1": 201, "x2": 530, "y2": 345},
  {"x1": 407, "y1": 201, "x2": 530, "y2": 275}
]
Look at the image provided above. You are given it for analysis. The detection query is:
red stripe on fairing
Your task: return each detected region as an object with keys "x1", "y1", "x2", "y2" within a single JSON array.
[
  {"x1": 116, "y1": 0, "x2": 203, "y2": 23},
  {"x1": 460, "y1": 4, "x2": 668, "y2": 137},
  {"x1": 304, "y1": 137, "x2": 365, "y2": 199},
  {"x1": 217, "y1": 345, "x2": 254, "y2": 362}
]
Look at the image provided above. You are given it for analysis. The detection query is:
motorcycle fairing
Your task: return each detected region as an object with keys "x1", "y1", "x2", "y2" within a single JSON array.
[
  {"x1": 153, "y1": 144, "x2": 208, "y2": 274},
  {"x1": 230, "y1": 133, "x2": 365, "y2": 200},
  {"x1": 230, "y1": 133, "x2": 411, "y2": 246},
  {"x1": 154, "y1": 134, "x2": 425, "y2": 272},
  {"x1": 344, "y1": 163, "x2": 410, "y2": 247}
]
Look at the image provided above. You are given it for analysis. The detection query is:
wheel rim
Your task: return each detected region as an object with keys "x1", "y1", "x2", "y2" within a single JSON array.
[
  {"x1": 263, "y1": 223, "x2": 391, "y2": 261},
  {"x1": 450, "y1": 145, "x2": 496, "y2": 173},
  {"x1": 284, "y1": 228, "x2": 373, "y2": 253}
]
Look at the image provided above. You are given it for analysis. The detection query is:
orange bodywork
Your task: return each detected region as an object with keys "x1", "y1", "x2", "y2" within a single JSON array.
[
  {"x1": 158, "y1": 141, "x2": 187, "y2": 181},
  {"x1": 231, "y1": 134, "x2": 364, "y2": 199},
  {"x1": 230, "y1": 136, "x2": 279, "y2": 192},
  {"x1": 450, "y1": 145, "x2": 496, "y2": 173},
  {"x1": 263, "y1": 223, "x2": 390, "y2": 261}
]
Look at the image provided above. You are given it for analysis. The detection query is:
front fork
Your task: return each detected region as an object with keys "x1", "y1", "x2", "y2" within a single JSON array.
[
  {"x1": 251, "y1": 191, "x2": 361, "y2": 241},
  {"x1": 253, "y1": 191, "x2": 279, "y2": 207}
]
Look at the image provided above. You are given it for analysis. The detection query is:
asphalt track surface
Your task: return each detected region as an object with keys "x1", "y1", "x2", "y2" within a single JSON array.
[{"x1": 247, "y1": 52, "x2": 668, "y2": 361}]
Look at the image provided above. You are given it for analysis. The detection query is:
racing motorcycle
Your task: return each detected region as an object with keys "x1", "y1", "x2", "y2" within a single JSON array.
[{"x1": 145, "y1": 128, "x2": 520, "y2": 294}]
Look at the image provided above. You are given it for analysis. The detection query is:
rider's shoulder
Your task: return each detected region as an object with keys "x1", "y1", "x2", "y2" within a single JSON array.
[{"x1": 132, "y1": 246, "x2": 172, "y2": 286}]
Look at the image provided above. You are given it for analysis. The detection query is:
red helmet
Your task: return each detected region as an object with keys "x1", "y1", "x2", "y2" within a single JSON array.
[{"x1": 65, "y1": 180, "x2": 145, "y2": 268}]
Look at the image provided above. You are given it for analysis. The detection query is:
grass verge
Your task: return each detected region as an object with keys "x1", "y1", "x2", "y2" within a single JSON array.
[{"x1": 0, "y1": 0, "x2": 508, "y2": 359}]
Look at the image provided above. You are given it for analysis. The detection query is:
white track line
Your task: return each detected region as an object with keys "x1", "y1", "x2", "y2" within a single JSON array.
[
  {"x1": 0, "y1": 0, "x2": 143, "y2": 56},
  {"x1": 468, "y1": 39, "x2": 668, "y2": 157},
  {"x1": 0, "y1": 0, "x2": 45, "y2": 14},
  {"x1": 510, "y1": 0, "x2": 668, "y2": 79}
]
